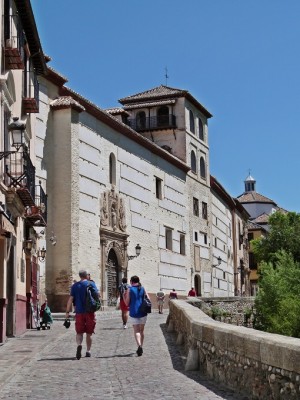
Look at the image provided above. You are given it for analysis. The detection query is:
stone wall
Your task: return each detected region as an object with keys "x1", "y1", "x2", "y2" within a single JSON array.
[{"x1": 168, "y1": 299, "x2": 300, "y2": 399}]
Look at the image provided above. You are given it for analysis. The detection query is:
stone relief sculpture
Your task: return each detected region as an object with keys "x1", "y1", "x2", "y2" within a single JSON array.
[
  {"x1": 100, "y1": 192, "x2": 109, "y2": 226},
  {"x1": 100, "y1": 186, "x2": 127, "y2": 233}
]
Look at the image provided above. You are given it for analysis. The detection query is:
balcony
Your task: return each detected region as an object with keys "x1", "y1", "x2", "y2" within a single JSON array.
[
  {"x1": 3, "y1": 151, "x2": 47, "y2": 226},
  {"x1": 23, "y1": 71, "x2": 39, "y2": 113},
  {"x1": 127, "y1": 114, "x2": 176, "y2": 132},
  {"x1": 4, "y1": 149, "x2": 35, "y2": 207},
  {"x1": 4, "y1": 14, "x2": 25, "y2": 70}
]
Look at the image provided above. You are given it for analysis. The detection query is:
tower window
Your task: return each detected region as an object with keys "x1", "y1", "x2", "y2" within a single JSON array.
[
  {"x1": 202, "y1": 202, "x2": 207, "y2": 219},
  {"x1": 157, "y1": 106, "x2": 169, "y2": 127},
  {"x1": 165, "y1": 228, "x2": 173, "y2": 250},
  {"x1": 198, "y1": 118, "x2": 204, "y2": 140},
  {"x1": 155, "y1": 177, "x2": 163, "y2": 199},
  {"x1": 200, "y1": 157, "x2": 206, "y2": 179},
  {"x1": 191, "y1": 150, "x2": 196, "y2": 173},
  {"x1": 189, "y1": 110, "x2": 195, "y2": 133},
  {"x1": 193, "y1": 197, "x2": 199, "y2": 216},
  {"x1": 180, "y1": 234, "x2": 185, "y2": 255},
  {"x1": 109, "y1": 153, "x2": 116, "y2": 185}
]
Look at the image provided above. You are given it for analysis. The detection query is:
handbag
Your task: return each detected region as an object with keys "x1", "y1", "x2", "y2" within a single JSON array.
[{"x1": 139, "y1": 288, "x2": 152, "y2": 314}]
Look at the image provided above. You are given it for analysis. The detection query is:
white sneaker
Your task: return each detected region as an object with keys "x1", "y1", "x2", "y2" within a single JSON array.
[{"x1": 123, "y1": 324, "x2": 127, "y2": 329}]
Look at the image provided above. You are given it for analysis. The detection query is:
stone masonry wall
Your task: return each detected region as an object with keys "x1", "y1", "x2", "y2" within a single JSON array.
[{"x1": 168, "y1": 299, "x2": 300, "y2": 400}]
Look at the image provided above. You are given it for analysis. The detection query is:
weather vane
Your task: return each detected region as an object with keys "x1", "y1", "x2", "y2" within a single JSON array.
[{"x1": 165, "y1": 67, "x2": 169, "y2": 85}]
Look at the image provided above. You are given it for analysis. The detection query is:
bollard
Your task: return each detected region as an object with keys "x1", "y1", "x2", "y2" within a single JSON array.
[{"x1": 185, "y1": 348, "x2": 199, "y2": 371}]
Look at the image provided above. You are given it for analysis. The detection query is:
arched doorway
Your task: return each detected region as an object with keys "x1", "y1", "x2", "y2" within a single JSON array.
[
  {"x1": 194, "y1": 274, "x2": 201, "y2": 296},
  {"x1": 107, "y1": 248, "x2": 120, "y2": 305}
]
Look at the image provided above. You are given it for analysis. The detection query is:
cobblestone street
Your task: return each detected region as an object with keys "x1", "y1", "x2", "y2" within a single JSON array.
[{"x1": 0, "y1": 312, "x2": 243, "y2": 400}]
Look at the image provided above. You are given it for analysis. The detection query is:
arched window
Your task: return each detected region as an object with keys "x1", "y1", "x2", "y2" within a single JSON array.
[
  {"x1": 198, "y1": 118, "x2": 204, "y2": 140},
  {"x1": 109, "y1": 153, "x2": 116, "y2": 185},
  {"x1": 189, "y1": 110, "x2": 195, "y2": 133},
  {"x1": 191, "y1": 150, "x2": 196, "y2": 173},
  {"x1": 157, "y1": 106, "x2": 169, "y2": 127},
  {"x1": 136, "y1": 111, "x2": 146, "y2": 130},
  {"x1": 200, "y1": 157, "x2": 206, "y2": 179}
]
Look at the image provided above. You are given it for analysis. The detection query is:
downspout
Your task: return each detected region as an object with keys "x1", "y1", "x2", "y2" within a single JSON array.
[{"x1": 231, "y1": 210, "x2": 238, "y2": 296}]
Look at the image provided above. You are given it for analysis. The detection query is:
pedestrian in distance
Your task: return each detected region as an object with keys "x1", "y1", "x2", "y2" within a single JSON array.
[
  {"x1": 188, "y1": 287, "x2": 197, "y2": 297},
  {"x1": 169, "y1": 288, "x2": 178, "y2": 300},
  {"x1": 124, "y1": 275, "x2": 150, "y2": 356},
  {"x1": 118, "y1": 277, "x2": 130, "y2": 329},
  {"x1": 66, "y1": 269, "x2": 99, "y2": 360},
  {"x1": 156, "y1": 289, "x2": 165, "y2": 314}
]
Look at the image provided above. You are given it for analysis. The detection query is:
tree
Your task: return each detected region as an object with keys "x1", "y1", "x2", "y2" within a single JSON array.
[
  {"x1": 254, "y1": 251, "x2": 300, "y2": 337},
  {"x1": 252, "y1": 211, "x2": 300, "y2": 263}
]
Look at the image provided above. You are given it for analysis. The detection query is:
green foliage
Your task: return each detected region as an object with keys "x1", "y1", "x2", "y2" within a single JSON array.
[
  {"x1": 210, "y1": 306, "x2": 227, "y2": 319},
  {"x1": 252, "y1": 211, "x2": 300, "y2": 263},
  {"x1": 254, "y1": 251, "x2": 300, "y2": 337}
]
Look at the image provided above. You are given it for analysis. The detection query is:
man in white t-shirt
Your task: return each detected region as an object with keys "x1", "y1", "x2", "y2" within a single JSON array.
[{"x1": 156, "y1": 290, "x2": 165, "y2": 314}]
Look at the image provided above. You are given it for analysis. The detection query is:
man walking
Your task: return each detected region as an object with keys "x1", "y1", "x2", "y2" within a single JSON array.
[
  {"x1": 156, "y1": 289, "x2": 165, "y2": 314},
  {"x1": 66, "y1": 269, "x2": 99, "y2": 359},
  {"x1": 118, "y1": 277, "x2": 130, "y2": 328}
]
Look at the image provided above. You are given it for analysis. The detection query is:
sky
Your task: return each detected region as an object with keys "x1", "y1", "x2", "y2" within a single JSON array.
[{"x1": 31, "y1": 0, "x2": 300, "y2": 212}]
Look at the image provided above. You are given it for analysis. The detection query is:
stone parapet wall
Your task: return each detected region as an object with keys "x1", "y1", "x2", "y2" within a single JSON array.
[{"x1": 168, "y1": 299, "x2": 300, "y2": 399}]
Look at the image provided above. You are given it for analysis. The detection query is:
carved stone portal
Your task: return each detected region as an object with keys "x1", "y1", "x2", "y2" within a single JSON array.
[
  {"x1": 100, "y1": 187, "x2": 129, "y2": 305},
  {"x1": 100, "y1": 185, "x2": 127, "y2": 232}
]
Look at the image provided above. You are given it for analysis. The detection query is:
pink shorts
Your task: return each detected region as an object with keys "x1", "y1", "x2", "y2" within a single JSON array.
[
  {"x1": 75, "y1": 313, "x2": 96, "y2": 334},
  {"x1": 120, "y1": 298, "x2": 129, "y2": 312}
]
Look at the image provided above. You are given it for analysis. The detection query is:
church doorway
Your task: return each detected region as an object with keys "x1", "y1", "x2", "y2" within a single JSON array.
[
  {"x1": 194, "y1": 274, "x2": 201, "y2": 296},
  {"x1": 106, "y1": 248, "x2": 120, "y2": 306}
]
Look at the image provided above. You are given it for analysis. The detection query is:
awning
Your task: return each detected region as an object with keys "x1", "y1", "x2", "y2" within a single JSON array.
[{"x1": 0, "y1": 213, "x2": 15, "y2": 236}]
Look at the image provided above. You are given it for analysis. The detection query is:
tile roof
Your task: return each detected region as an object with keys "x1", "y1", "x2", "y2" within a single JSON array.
[
  {"x1": 105, "y1": 107, "x2": 129, "y2": 115},
  {"x1": 123, "y1": 99, "x2": 176, "y2": 110},
  {"x1": 247, "y1": 220, "x2": 267, "y2": 231},
  {"x1": 237, "y1": 191, "x2": 276, "y2": 204},
  {"x1": 50, "y1": 96, "x2": 85, "y2": 112},
  {"x1": 119, "y1": 85, "x2": 187, "y2": 104},
  {"x1": 119, "y1": 85, "x2": 212, "y2": 118},
  {"x1": 251, "y1": 213, "x2": 269, "y2": 224}
]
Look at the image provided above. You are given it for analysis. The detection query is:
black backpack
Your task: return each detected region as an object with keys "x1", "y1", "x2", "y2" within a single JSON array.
[{"x1": 85, "y1": 283, "x2": 101, "y2": 313}]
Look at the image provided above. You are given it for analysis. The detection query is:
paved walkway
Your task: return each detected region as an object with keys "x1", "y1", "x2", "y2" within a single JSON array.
[{"x1": 0, "y1": 312, "x2": 244, "y2": 400}]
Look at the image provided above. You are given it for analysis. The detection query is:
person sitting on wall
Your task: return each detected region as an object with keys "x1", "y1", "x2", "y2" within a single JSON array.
[
  {"x1": 169, "y1": 289, "x2": 178, "y2": 300},
  {"x1": 188, "y1": 287, "x2": 197, "y2": 297}
]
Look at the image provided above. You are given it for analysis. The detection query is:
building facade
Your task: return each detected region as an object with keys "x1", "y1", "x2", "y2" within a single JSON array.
[{"x1": 0, "y1": 0, "x2": 48, "y2": 343}]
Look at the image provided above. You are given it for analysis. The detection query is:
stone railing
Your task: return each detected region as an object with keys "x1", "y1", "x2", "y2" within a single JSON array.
[{"x1": 167, "y1": 299, "x2": 300, "y2": 399}]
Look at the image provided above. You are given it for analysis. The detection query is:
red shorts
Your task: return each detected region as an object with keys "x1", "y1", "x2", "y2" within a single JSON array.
[
  {"x1": 120, "y1": 298, "x2": 129, "y2": 312},
  {"x1": 75, "y1": 313, "x2": 96, "y2": 334}
]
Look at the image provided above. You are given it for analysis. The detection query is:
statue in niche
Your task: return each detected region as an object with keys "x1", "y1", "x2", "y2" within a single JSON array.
[
  {"x1": 119, "y1": 198, "x2": 126, "y2": 232},
  {"x1": 111, "y1": 200, "x2": 117, "y2": 231},
  {"x1": 100, "y1": 192, "x2": 109, "y2": 226}
]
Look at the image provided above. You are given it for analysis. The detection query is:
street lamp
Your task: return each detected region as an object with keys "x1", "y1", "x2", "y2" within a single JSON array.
[
  {"x1": 0, "y1": 117, "x2": 26, "y2": 160},
  {"x1": 128, "y1": 243, "x2": 141, "y2": 260},
  {"x1": 37, "y1": 247, "x2": 46, "y2": 262},
  {"x1": 212, "y1": 256, "x2": 222, "y2": 267}
]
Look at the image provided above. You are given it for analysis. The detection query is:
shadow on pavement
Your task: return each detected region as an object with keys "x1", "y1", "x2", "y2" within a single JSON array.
[
  {"x1": 96, "y1": 353, "x2": 135, "y2": 359},
  {"x1": 160, "y1": 323, "x2": 248, "y2": 400},
  {"x1": 38, "y1": 357, "x2": 76, "y2": 361}
]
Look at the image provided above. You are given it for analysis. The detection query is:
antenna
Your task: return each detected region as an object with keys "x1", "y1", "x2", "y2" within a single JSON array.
[{"x1": 165, "y1": 67, "x2": 169, "y2": 85}]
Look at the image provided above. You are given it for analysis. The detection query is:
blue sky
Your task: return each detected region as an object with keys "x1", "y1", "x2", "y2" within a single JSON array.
[{"x1": 31, "y1": 0, "x2": 300, "y2": 212}]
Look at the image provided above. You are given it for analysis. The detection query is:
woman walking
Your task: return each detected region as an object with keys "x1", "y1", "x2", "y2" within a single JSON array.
[{"x1": 124, "y1": 275, "x2": 150, "y2": 356}]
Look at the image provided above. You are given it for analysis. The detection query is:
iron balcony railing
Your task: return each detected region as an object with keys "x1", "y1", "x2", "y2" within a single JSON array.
[
  {"x1": 4, "y1": 148, "x2": 35, "y2": 204},
  {"x1": 127, "y1": 114, "x2": 176, "y2": 132},
  {"x1": 4, "y1": 14, "x2": 25, "y2": 62},
  {"x1": 35, "y1": 181, "x2": 47, "y2": 223},
  {"x1": 23, "y1": 70, "x2": 39, "y2": 113}
]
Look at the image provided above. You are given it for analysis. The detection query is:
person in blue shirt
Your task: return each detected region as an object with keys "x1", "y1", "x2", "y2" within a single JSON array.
[
  {"x1": 124, "y1": 275, "x2": 150, "y2": 356},
  {"x1": 66, "y1": 270, "x2": 99, "y2": 359}
]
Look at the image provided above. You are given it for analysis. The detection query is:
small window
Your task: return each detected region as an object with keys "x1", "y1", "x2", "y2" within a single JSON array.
[
  {"x1": 193, "y1": 197, "x2": 199, "y2": 216},
  {"x1": 136, "y1": 111, "x2": 146, "y2": 130},
  {"x1": 191, "y1": 150, "x2": 196, "y2": 173},
  {"x1": 214, "y1": 237, "x2": 217, "y2": 247},
  {"x1": 203, "y1": 233, "x2": 207, "y2": 245},
  {"x1": 202, "y1": 202, "x2": 207, "y2": 219},
  {"x1": 109, "y1": 153, "x2": 116, "y2": 185},
  {"x1": 200, "y1": 157, "x2": 206, "y2": 179},
  {"x1": 198, "y1": 118, "x2": 204, "y2": 140},
  {"x1": 180, "y1": 234, "x2": 185, "y2": 255},
  {"x1": 194, "y1": 231, "x2": 198, "y2": 242},
  {"x1": 157, "y1": 106, "x2": 169, "y2": 127},
  {"x1": 155, "y1": 177, "x2": 163, "y2": 199},
  {"x1": 189, "y1": 110, "x2": 195, "y2": 133},
  {"x1": 248, "y1": 232, "x2": 254, "y2": 241},
  {"x1": 166, "y1": 228, "x2": 173, "y2": 250}
]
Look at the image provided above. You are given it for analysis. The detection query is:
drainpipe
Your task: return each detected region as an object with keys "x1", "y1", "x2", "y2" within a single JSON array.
[{"x1": 231, "y1": 211, "x2": 239, "y2": 296}]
